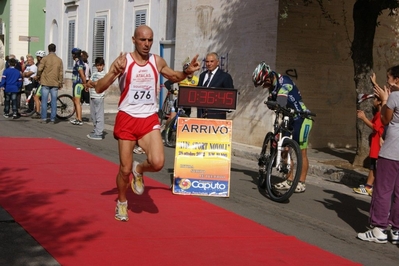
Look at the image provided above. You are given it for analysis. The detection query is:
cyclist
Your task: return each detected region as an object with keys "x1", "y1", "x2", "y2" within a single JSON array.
[
  {"x1": 30, "y1": 50, "x2": 46, "y2": 119},
  {"x1": 252, "y1": 62, "x2": 313, "y2": 193},
  {"x1": 70, "y1": 48, "x2": 86, "y2": 125}
]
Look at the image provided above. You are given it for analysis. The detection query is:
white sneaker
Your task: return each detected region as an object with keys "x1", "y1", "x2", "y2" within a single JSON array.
[
  {"x1": 131, "y1": 161, "x2": 144, "y2": 195},
  {"x1": 274, "y1": 180, "x2": 292, "y2": 190},
  {"x1": 357, "y1": 227, "x2": 387, "y2": 243},
  {"x1": 390, "y1": 229, "x2": 399, "y2": 245},
  {"x1": 295, "y1": 182, "x2": 306, "y2": 193}
]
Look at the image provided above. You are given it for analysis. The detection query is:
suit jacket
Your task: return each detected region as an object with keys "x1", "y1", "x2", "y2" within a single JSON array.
[{"x1": 197, "y1": 68, "x2": 234, "y2": 119}]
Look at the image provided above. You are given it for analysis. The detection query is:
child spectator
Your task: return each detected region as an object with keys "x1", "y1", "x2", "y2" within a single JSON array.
[
  {"x1": 353, "y1": 93, "x2": 384, "y2": 196},
  {"x1": 86, "y1": 57, "x2": 106, "y2": 140},
  {"x1": 1, "y1": 58, "x2": 23, "y2": 119}
]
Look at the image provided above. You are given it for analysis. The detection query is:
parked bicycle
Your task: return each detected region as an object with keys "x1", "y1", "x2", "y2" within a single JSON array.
[
  {"x1": 19, "y1": 88, "x2": 75, "y2": 120},
  {"x1": 258, "y1": 101, "x2": 316, "y2": 202}
]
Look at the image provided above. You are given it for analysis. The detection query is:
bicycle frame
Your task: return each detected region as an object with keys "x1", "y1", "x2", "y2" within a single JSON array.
[{"x1": 273, "y1": 113, "x2": 294, "y2": 173}]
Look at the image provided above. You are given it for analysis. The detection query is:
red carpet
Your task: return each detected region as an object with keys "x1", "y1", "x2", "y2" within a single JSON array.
[{"x1": 0, "y1": 137, "x2": 359, "y2": 265}]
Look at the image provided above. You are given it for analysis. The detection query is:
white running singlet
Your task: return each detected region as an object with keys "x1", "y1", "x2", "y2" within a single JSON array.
[{"x1": 118, "y1": 53, "x2": 160, "y2": 118}]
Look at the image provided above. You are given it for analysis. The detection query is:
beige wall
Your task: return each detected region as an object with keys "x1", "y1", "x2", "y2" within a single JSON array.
[
  {"x1": 177, "y1": 0, "x2": 399, "y2": 149},
  {"x1": 276, "y1": 1, "x2": 357, "y2": 148}
]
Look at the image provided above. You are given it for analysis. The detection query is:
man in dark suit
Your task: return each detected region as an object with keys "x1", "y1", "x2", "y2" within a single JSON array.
[{"x1": 197, "y1": 52, "x2": 234, "y2": 119}]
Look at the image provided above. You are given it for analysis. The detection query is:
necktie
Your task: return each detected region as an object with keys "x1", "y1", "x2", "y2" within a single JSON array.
[{"x1": 203, "y1": 71, "x2": 213, "y2": 87}]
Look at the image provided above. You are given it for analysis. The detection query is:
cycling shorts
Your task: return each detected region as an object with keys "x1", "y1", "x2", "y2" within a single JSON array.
[
  {"x1": 72, "y1": 83, "x2": 84, "y2": 98},
  {"x1": 113, "y1": 111, "x2": 161, "y2": 141},
  {"x1": 292, "y1": 117, "x2": 313, "y2": 149},
  {"x1": 35, "y1": 85, "x2": 42, "y2": 97}
]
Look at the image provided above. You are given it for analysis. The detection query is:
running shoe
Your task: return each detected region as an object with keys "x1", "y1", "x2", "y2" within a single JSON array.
[
  {"x1": 3, "y1": 113, "x2": 9, "y2": 118},
  {"x1": 12, "y1": 113, "x2": 18, "y2": 119},
  {"x1": 357, "y1": 227, "x2": 387, "y2": 244},
  {"x1": 390, "y1": 229, "x2": 399, "y2": 245},
  {"x1": 131, "y1": 161, "x2": 144, "y2": 195},
  {"x1": 133, "y1": 146, "x2": 145, "y2": 154},
  {"x1": 353, "y1": 185, "x2": 372, "y2": 196},
  {"x1": 115, "y1": 201, "x2": 129, "y2": 222}
]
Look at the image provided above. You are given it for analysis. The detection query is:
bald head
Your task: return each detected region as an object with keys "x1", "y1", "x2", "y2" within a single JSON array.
[{"x1": 134, "y1": 25, "x2": 153, "y2": 38}]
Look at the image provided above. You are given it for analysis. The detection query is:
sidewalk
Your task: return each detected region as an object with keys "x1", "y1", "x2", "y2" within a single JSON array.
[{"x1": 81, "y1": 94, "x2": 368, "y2": 187}]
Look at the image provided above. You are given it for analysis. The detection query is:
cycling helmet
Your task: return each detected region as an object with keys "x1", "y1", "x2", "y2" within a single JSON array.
[
  {"x1": 35, "y1": 50, "x2": 46, "y2": 57},
  {"x1": 252, "y1": 62, "x2": 273, "y2": 87},
  {"x1": 71, "y1": 48, "x2": 82, "y2": 56}
]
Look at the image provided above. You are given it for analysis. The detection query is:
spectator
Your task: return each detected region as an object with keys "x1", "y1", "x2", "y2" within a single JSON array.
[
  {"x1": 1, "y1": 58, "x2": 22, "y2": 119},
  {"x1": 353, "y1": 74, "x2": 385, "y2": 196},
  {"x1": 86, "y1": 57, "x2": 106, "y2": 140},
  {"x1": 21, "y1": 55, "x2": 37, "y2": 115},
  {"x1": 197, "y1": 52, "x2": 233, "y2": 119},
  {"x1": 36, "y1": 43, "x2": 64, "y2": 124},
  {"x1": 357, "y1": 65, "x2": 399, "y2": 245}
]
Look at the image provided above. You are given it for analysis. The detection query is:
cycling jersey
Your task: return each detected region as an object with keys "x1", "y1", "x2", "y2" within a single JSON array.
[
  {"x1": 269, "y1": 74, "x2": 312, "y2": 149},
  {"x1": 72, "y1": 58, "x2": 85, "y2": 86},
  {"x1": 269, "y1": 74, "x2": 308, "y2": 114}
]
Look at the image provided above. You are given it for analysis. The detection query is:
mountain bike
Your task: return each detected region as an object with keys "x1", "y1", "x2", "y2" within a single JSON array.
[
  {"x1": 258, "y1": 101, "x2": 316, "y2": 202},
  {"x1": 19, "y1": 89, "x2": 75, "y2": 120}
]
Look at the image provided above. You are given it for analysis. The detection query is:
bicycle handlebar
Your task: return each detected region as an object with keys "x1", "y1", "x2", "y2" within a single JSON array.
[{"x1": 264, "y1": 101, "x2": 316, "y2": 119}]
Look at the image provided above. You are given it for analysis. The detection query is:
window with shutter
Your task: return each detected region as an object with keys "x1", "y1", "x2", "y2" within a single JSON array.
[
  {"x1": 92, "y1": 17, "x2": 106, "y2": 65},
  {"x1": 67, "y1": 20, "x2": 75, "y2": 69},
  {"x1": 135, "y1": 10, "x2": 147, "y2": 28}
]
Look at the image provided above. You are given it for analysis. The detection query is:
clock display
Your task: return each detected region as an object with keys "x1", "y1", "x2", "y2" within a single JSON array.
[{"x1": 177, "y1": 86, "x2": 238, "y2": 110}]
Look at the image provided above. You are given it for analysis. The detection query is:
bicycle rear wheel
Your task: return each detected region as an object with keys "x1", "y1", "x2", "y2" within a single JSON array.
[
  {"x1": 258, "y1": 132, "x2": 276, "y2": 189},
  {"x1": 164, "y1": 114, "x2": 187, "y2": 148},
  {"x1": 56, "y1": 94, "x2": 75, "y2": 119},
  {"x1": 18, "y1": 92, "x2": 28, "y2": 112},
  {"x1": 265, "y1": 138, "x2": 302, "y2": 202}
]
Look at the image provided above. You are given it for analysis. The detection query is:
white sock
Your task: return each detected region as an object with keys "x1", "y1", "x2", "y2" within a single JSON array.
[{"x1": 118, "y1": 200, "x2": 127, "y2": 205}]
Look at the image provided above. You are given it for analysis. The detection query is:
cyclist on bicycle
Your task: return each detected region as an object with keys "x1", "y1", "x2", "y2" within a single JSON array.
[{"x1": 252, "y1": 62, "x2": 313, "y2": 193}]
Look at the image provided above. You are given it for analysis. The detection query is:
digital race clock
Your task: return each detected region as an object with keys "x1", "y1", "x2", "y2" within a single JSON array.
[{"x1": 177, "y1": 86, "x2": 238, "y2": 110}]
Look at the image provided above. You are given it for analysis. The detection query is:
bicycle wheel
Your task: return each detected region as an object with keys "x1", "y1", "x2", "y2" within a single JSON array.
[
  {"x1": 18, "y1": 92, "x2": 28, "y2": 112},
  {"x1": 56, "y1": 94, "x2": 75, "y2": 119},
  {"x1": 164, "y1": 113, "x2": 187, "y2": 147},
  {"x1": 258, "y1": 132, "x2": 276, "y2": 189},
  {"x1": 265, "y1": 138, "x2": 302, "y2": 202}
]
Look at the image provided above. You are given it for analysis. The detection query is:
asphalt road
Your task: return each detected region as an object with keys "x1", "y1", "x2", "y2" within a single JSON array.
[{"x1": 0, "y1": 114, "x2": 398, "y2": 266}]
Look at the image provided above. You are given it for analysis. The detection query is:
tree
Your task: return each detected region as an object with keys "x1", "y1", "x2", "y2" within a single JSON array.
[{"x1": 281, "y1": 0, "x2": 399, "y2": 166}]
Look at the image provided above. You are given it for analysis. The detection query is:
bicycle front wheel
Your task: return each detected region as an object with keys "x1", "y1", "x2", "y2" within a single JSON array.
[
  {"x1": 258, "y1": 132, "x2": 276, "y2": 189},
  {"x1": 56, "y1": 94, "x2": 75, "y2": 119},
  {"x1": 164, "y1": 114, "x2": 187, "y2": 148},
  {"x1": 265, "y1": 138, "x2": 302, "y2": 203}
]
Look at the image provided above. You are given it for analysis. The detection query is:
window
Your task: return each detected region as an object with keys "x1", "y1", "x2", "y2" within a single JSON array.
[
  {"x1": 67, "y1": 20, "x2": 75, "y2": 69},
  {"x1": 135, "y1": 10, "x2": 147, "y2": 28},
  {"x1": 92, "y1": 17, "x2": 106, "y2": 65}
]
